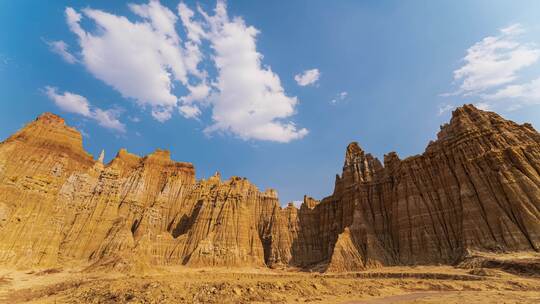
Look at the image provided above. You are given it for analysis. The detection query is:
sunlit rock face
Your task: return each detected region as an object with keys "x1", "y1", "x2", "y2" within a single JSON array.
[
  {"x1": 0, "y1": 105, "x2": 538, "y2": 272},
  {"x1": 277, "y1": 104, "x2": 540, "y2": 271}
]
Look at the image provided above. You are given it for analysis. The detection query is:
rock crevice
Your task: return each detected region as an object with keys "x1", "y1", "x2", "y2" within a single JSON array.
[{"x1": 0, "y1": 105, "x2": 538, "y2": 271}]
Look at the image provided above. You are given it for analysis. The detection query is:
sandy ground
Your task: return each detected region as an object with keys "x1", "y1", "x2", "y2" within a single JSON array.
[{"x1": 0, "y1": 265, "x2": 538, "y2": 303}]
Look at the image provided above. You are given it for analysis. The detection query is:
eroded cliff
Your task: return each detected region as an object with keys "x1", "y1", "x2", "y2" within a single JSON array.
[
  {"x1": 0, "y1": 105, "x2": 538, "y2": 272},
  {"x1": 279, "y1": 104, "x2": 540, "y2": 271}
]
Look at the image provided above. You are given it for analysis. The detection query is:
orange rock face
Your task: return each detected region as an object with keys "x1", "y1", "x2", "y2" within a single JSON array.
[{"x1": 0, "y1": 106, "x2": 538, "y2": 272}]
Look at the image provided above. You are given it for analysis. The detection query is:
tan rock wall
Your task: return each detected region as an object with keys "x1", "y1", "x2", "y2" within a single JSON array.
[{"x1": 0, "y1": 106, "x2": 538, "y2": 272}]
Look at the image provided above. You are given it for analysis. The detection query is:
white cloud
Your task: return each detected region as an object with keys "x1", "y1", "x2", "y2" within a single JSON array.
[
  {"x1": 474, "y1": 102, "x2": 491, "y2": 111},
  {"x1": 500, "y1": 23, "x2": 525, "y2": 35},
  {"x1": 128, "y1": 1, "x2": 180, "y2": 44},
  {"x1": 444, "y1": 23, "x2": 540, "y2": 112},
  {"x1": 46, "y1": 40, "x2": 78, "y2": 64},
  {"x1": 45, "y1": 86, "x2": 126, "y2": 132},
  {"x1": 179, "y1": 105, "x2": 201, "y2": 119},
  {"x1": 63, "y1": 1, "x2": 306, "y2": 142},
  {"x1": 487, "y1": 77, "x2": 540, "y2": 100},
  {"x1": 484, "y1": 77, "x2": 540, "y2": 110},
  {"x1": 294, "y1": 68, "x2": 320, "y2": 86},
  {"x1": 437, "y1": 104, "x2": 454, "y2": 116},
  {"x1": 64, "y1": 2, "x2": 204, "y2": 121},
  {"x1": 45, "y1": 86, "x2": 91, "y2": 116},
  {"x1": 452, "y1": 24, "x2": 539, "y2": 95},
  {"x1": 93, "y1": 108, "x2": 126, "y2": 132},
  {"x1": 198, "y1": 1, "x2": 307, "y2": 142},
  {"x1": 178, "y1": 81, "x2": 210, "y2": 118},
  {"x1": 177, "y1": 2, "x2": 206, "y2": 44}
]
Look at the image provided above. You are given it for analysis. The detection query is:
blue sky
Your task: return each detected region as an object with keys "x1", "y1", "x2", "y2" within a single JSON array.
[{"x1": 1, "y1": 1, "x2": 540, "y2": 205}]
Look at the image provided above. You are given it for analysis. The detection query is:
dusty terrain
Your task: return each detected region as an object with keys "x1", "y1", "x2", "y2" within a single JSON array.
[
  {"x1": 0, "y1": 106, "x2": 539, "y2": 303},
  {"x1": 1, "y1": 106, "x2": 539, "y2": 274},
  {"x1": 1, "y1": 257, "x2": 539, "y2": 304}
]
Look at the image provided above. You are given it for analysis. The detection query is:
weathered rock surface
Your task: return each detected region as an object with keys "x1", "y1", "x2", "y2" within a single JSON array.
[
  {"x1": 0, "y1": 105, "x2": 538, "y2": 272},
  {"x1": 0, "y1": 113, "x2": 279, "y2": 269},
  {"x1": 274, "y1": 104, "x2": 540, "y2": 271}
]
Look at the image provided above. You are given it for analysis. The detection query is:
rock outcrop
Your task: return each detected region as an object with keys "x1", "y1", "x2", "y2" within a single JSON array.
[
  {"x1": 272, "y1": 104, "x2": 540, "y2": 271},
  {"x1": 0, "y1": 105, "x2": 538, "y2": 272}
]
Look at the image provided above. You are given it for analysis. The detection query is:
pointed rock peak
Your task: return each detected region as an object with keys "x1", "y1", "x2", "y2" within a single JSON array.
[
  {"x1": 286, "y1": 202, "x2": 297, "y2": 209},
  {"x1": 6, "y1": 112, "x2": 92, "y2": 163},
  {"x1": 345, "y1": 142, "x2": 365, "y2": 166},
  {"x1": 209, "y1": 171, "x2": 221, "y2": 182},
  {"x1": 117, "y1": 148, "x2": 129, "y2": 156},
  {"x1": 116, "y1": 148, "x2": 136, "y2": 158},
  {"x1": 98, "y1": 150, "x2": 105, "y2": 163},
  {"x1": 453, "y1": 103, "x2": 485, "y2": 115},
  {"x1": 35, "y1": 112, "x2": 65, "y2": 125},
  {"x1": 110, "y1": 148, "x2": 141, "y2": 168},
  {"x1": 522, "y1": 122, "x2": 537, "y2": 132},
  {"x1": 383, "y1": 152, "x2": 400, "y2": 164},
  {"x1": 264, "y1": 188, "x2": 278, "y2": 198},
  {"x1": 346, "y1": 141, "x2": 363, "y2": 154},
  {"x1": 301, "y1": 195, "x2": 320, "y2": 210},
  {"x1": 229, "y1": 176, "x2": 244, "y2": 182},
  {"x1": 450, "y1": 104, "x2": 488, "y2": 123},
  {"x1": 438, "y1": 104, "x2": 506, "y2": 140},
  {"x1": 224, "y1": 176, "x2": 250, "y2": 187},
  {"x1": 147, "y1": 149, "x2": 171, "y2": 160},
  {"x1": 342, "y1": 142, "x2": 382, "y2": 183},
  {"x1": 383, "y1": 152, "x2": 401, "y2": 174}
]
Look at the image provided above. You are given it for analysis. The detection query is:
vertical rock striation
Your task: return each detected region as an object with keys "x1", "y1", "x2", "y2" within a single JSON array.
[
  {"x1": 281, "y1": 104, "x2": 540, "y2": 271},
  {"x1": 0, "y1": 105, "x2": 538, "y2": 272}
]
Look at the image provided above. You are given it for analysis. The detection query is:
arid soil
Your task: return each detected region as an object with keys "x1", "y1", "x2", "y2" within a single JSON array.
[{"x1": 1, "y1": 263, "x2": 539, "y2": 304}]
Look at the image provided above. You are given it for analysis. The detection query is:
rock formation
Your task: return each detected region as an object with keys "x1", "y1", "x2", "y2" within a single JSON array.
[
  {"x1": 0, "y1": 105, "x2": 538, "y2": 272},
  {"x1": 272, "y1": 104, "x2": 540, "y2": 271}
]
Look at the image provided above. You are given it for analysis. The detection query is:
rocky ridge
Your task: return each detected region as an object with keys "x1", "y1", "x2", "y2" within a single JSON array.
[{"x1": 0, "y1": 105, "x2": 538, "y2": 272}]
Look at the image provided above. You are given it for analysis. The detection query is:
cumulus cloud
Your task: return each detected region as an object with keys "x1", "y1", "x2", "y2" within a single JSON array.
[
  {"x1": 62, "y1": 1, "x2": 306, "y2": 142},
  {"x1": 198, "y1": 1, "x2": 307, "y2": 142},
  {"x1": 45, "y1": 86, "x2": 126, "y2": 132},
  {"x1": 92, "y1": 108, "x2": 126, "y2": 132},
  {"x1": 443, "y1": 24, "x2": 540, "y2": 112},
  {"x1": 452, "y1": 24, "x2": 539, "y2": 95},
  {"x1": 64, "y1": 2, "x2": 204, "y2": 121},
  {"x1": 484, "y1": 77, "x2": 540, "y2": 110},
  {"x1": 177, "y1": 2, "x2": 206, "y2": 44},
  {"x1": 45, "y1": 86, "x2": 91, "y2": 116},
  {"x1": 45, "y1": 40, "x2": 78, "y2": 64},
  {"x1": 179, "y1": 104, "x2": 201, "y2": 119},
  {"x1": 178, "y1": 81, "x2": 210, "y2": 118},
  {"x1": 294, "y1": 68, "x2": 320, "y2": 86}
]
